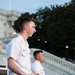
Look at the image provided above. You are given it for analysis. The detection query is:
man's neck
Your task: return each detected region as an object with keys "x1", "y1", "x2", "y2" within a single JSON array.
[{"x1": 20, "y1": 32, "x2": 28, "y2": 41}]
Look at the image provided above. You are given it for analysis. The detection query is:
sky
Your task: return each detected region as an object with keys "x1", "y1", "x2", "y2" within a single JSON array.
[{"x1": 0, "y1": 0, "x2": 71, "y2": 14}]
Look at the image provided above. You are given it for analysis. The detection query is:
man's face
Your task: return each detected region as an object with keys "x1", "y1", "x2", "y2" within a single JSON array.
[
  {"x1": 24, "y1": 21, "x2": 36, "y2": 37},
  {"x1": 37, "y1": 52, "x2": 45, "y2": 63}
]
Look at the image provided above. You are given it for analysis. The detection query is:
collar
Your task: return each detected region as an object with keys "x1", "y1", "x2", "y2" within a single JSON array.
[
  {"x1": 18, "y1": 34, "x2": 29, "y2": 46},
  {"x1": 36, "y1": 60, "x2": 41, "y2": 64}
]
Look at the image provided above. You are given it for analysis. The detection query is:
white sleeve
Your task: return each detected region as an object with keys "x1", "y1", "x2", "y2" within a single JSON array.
[
  {"x1": 6, "y1": 40, "x2": 20, "y2": 60},
  {"x1": 31, "y1": 63, "x2": 40, "y2": 74}
]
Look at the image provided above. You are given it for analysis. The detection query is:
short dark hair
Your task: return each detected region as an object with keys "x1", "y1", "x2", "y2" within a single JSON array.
[
  {"x1": 13, "y1": 16, "x2": 36, "y2": 33},
  {"x1": 33, "y1": 50, "x2": 43, "y2": 59}
]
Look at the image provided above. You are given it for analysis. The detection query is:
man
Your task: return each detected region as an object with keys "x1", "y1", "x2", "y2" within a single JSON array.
[
  {"x1": 6, "y1": 16, "x2": 38, "y2": 75},
  {"x1": 31, "y1": 50, "x2": 45, "y2": 75}
]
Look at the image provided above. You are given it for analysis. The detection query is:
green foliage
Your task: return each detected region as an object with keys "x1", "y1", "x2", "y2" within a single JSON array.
[{"x1": 31, "y1": 1, "x2": 75, "y2": 59}]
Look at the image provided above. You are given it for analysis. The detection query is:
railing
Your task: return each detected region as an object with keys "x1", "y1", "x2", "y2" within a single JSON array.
[
  {"x1": 7, "y1": 10, "x2": 21, "y2": 17},
  {"x1": 0, "y1": 67, "x2": 7, "y2": 70},
  {"x1": 0, "y1": 8, "x2": 7, "y2": 16},
  {"x1": 0, "y1": 67, "x2": 7, "y2": 75},
  {"x1": 0, "y1": 8, "x2": 20, "y2": 17}
]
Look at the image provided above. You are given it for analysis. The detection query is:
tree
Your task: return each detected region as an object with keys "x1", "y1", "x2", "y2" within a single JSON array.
[{"x1": 30, "y1": 1, "x2": 75, "y2": 60}]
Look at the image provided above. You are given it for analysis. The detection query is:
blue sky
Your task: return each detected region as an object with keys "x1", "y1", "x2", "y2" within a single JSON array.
[{"x1": 0, "y1": 0, "x2": 71, "y2": 13}]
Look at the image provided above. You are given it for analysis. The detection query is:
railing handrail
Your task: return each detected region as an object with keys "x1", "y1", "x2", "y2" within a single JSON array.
[{"x1": 0, "y1": 67, "x2": 7, "y2": 70}]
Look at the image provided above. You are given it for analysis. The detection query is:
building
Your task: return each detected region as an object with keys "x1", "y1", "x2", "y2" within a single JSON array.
[
  {"x1": 0, "y1": 8, "x2": 21, "y2": 38},
  {"x1": 0, "y1": 9, "x2": 75, "y2": 75}
]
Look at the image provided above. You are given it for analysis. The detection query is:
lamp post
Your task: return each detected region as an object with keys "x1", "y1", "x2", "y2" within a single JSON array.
[{"x1": 65, "y1": 45, "x2": 69, "y2": 60}]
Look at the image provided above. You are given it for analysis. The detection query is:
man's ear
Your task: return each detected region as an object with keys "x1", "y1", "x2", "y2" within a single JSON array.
[
  {"x1": 24, "y1": 24, "x2": 28, "y2": 30},
  {"x1": 37, "y1": 55, "x2": 40, "y2": 60}
]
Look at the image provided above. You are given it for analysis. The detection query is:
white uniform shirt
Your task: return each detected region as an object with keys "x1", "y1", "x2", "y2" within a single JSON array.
[
  {"x1": 6, "y1": 34, "x2": 31, "y2": 75},
  {"x1": 31, "y1": 60, "x2": 45, "y2": 75}
]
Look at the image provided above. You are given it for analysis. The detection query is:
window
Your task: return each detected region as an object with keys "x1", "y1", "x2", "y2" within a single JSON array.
[{"x1": 4, "y1": 23, "x2": 6, "y2": 26}]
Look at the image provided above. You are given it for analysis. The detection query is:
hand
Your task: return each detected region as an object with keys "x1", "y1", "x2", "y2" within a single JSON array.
[{"x1": 31, "y1": 72, "x2": 39, "y2": 75}]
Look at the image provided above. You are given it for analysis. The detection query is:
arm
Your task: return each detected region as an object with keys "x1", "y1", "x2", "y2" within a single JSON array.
[
  {"x1": 31, "y1": 72, "x2": 39, "y2": 75},
  {"x1": 8, "y1": 57, "x2": 27, "y2": 75}
]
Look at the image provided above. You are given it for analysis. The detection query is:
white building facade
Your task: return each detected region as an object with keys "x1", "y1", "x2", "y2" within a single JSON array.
[{"x1": 0, "y1": 8, "x2": 21, "y2": 38}]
